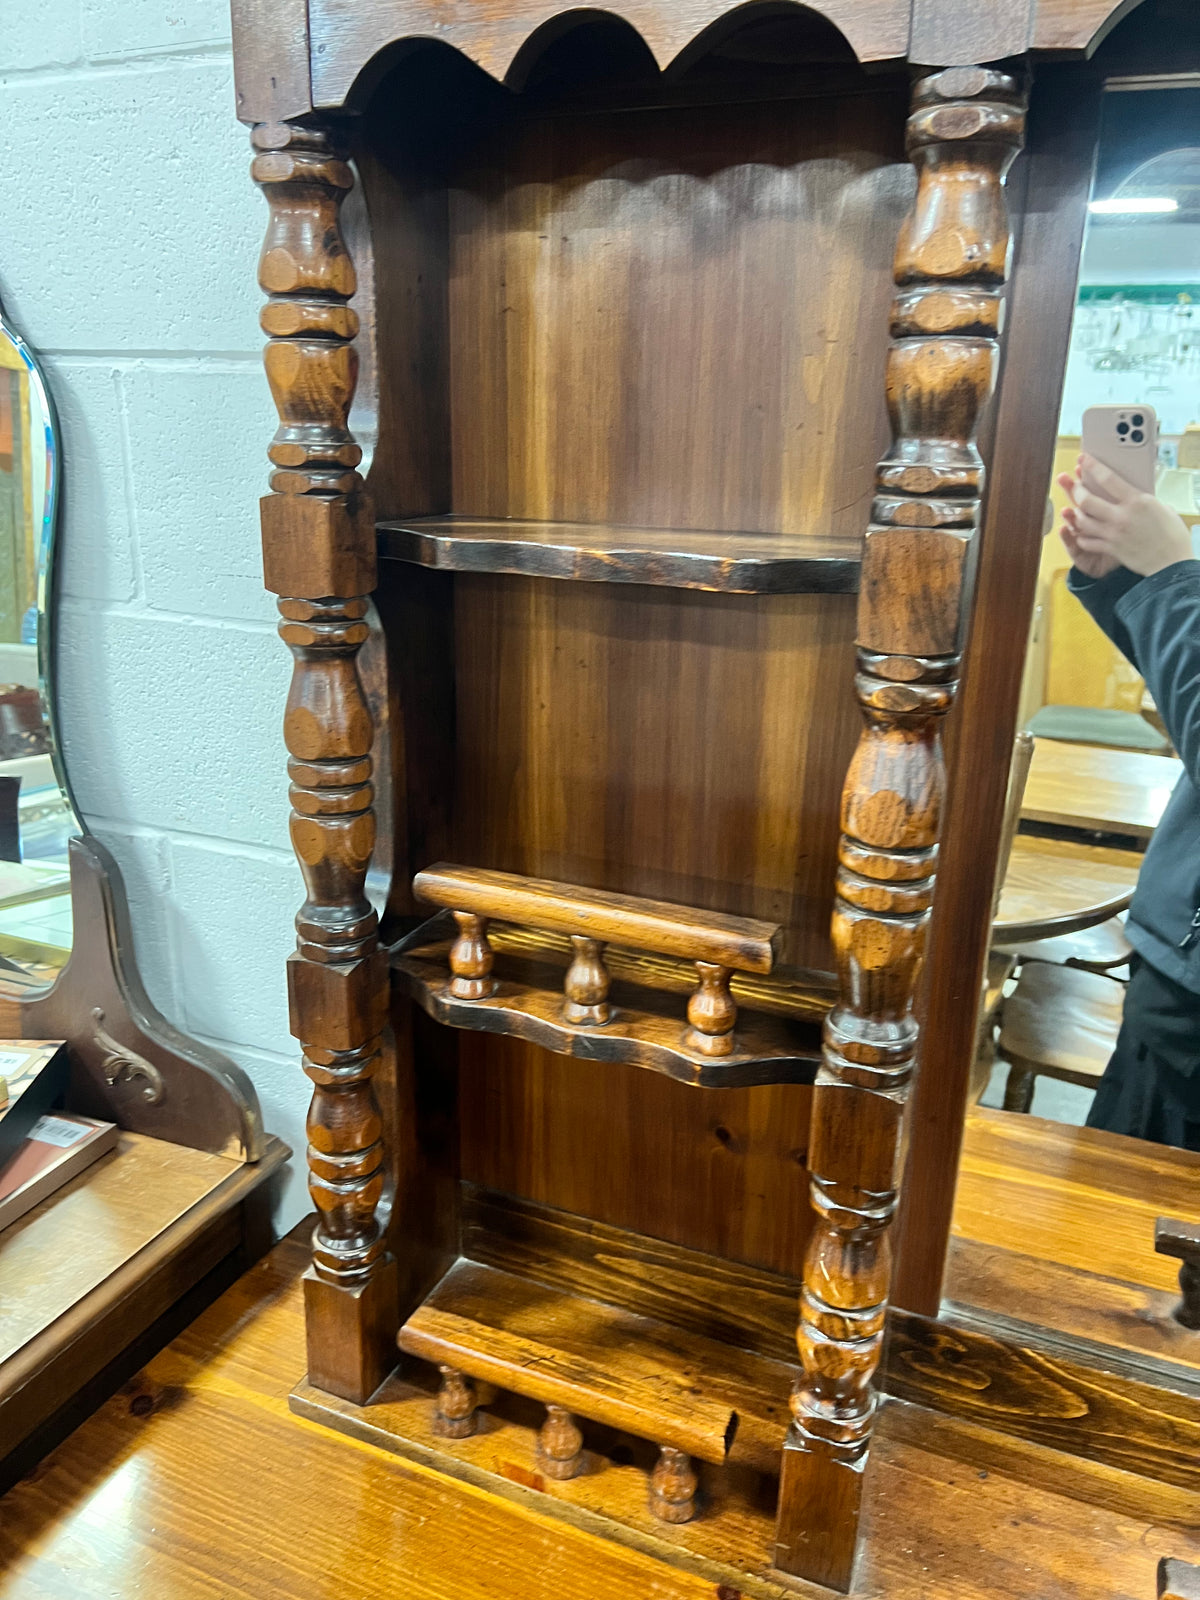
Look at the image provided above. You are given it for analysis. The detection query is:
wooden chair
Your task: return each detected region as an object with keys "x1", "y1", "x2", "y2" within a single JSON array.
[
  {"x1": 997, "y1": 960, "x2": 1123, "y2": 1114},
  {"x1": 1000, "y1": 915, "x2": 1132, "y2": 976}
]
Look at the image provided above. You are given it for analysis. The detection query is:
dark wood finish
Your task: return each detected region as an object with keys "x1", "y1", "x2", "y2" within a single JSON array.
[
  {"x1": 776, "y1": 65, "x2": 1026, "y2": 1592},
  {"x1": 0, "y1": 836, "x2": 262, "y2": 1160},
  {"x1": 253, "y1": 119, "x2": 397, "y2": 1403},
  {"x1": 378, "y1": 516, "x2": 860, "y2": 595},
  {"x1": 893, "y1": 65, "x2": 1103, "y2": 1315},
  {"x1": 9, "y1": 1222, "x2": 1200, "y2": 1600},
  {"x1": 396, "y1": 936, "x2": 821, "y2": 1089},
  {"x1": 413, "y1": 863, "x2": 781, "y2": 974},
  {"x1": 1161, "y1": 1559, "x2": 1200, "y2": 1600},
  {"x1": 459, "y1": 1183, "x2": 1200, "y2": 1512},
  {"x1": 308, "y1": 0, "x2": 913, "y2": 108},
  {"x1": 1156, "y1": 1219, "x2": 1200, "y2": 1332},
  {"x1": 884, "y1": 1309, "x2": 1200, "y2": 1493},
  {"x1": 396, "y1": 1257, "x2": 787, "y2": 1469}
]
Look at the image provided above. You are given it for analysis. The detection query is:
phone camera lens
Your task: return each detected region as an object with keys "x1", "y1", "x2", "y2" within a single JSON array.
[
  {"x1": 1132, "y1": 412, "x2": 1145, "y2": 427},
  {"x1": 1117, "y1": 422, "x2": 1130, "y2": 435},
  {"x1": 1131, "y1": 428, "x2": 1144, "y2": 443}
]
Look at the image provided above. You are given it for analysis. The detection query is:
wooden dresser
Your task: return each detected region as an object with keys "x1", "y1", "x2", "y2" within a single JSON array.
[{"x1": 231, "y1": 0, "x2": 1197, "y2": 1589}]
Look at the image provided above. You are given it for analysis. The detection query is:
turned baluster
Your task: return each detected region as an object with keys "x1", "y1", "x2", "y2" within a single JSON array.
[
  {"x1": 563, "y1": 936, "x2": 611, "y2": 1024},
  {"x1": 433, "y1": 1365, "x2": 478, "y2": 1439},
  {"x1": 537, "y1": 1404, "x2": 584, "y2": 1480},
  {"x1": 448, "y1": 912, "x2": 497, "y2": 999},
  {"x1": 774, "y1": 67, "x2": 1025, "y2": 1591},
  {"x1": 685, "y1": 962, "x2": 736, "y2": 1057},
  {"x1": 649, "y1": 1445, "x2": 697, "y2": 1524},
  {"x1": 253, "y1": 120, "x2": 396, "y2": 1403}
]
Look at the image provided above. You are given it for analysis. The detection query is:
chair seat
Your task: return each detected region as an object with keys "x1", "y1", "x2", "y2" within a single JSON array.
[
  {"x1": 998, "y1": 915, "x2": 1133, "y2": 974},
  {"x1": 998, "y1": 961, "x2": 1124, "y2": 1086},
  {"x1": 1026, "y1": 704, "x2": 1170, "y2": 753}
]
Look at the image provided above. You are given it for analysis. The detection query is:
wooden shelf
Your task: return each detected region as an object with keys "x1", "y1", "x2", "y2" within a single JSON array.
[
  {"x1": 376, "y1": 515, "x2": 861, "y2": 595},
  {"x1": 396, "y1": 1256, "x2": 793, "y2": 1475},
  {"x1": 392, "y1": 926, "x2": 825, "y2": 1088}
]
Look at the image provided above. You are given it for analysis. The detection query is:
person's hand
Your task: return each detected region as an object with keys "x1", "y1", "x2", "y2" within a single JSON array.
[{"x1": 1056, "y1": 453, "x2": 1193, "y2": 578}]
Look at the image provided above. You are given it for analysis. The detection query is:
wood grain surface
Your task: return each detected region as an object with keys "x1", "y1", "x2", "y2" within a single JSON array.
[
  {"x1": 998, "y1": 961, "x2": 1123, "y2": 1086},
  {"x1": 397, "y1": 1256, "x2": 792, "y2": 1467},
  {"x1": 4, "y1": 1225, "x2": 1200, "y2": 1600},
  {"x1": 378, "y1": 516, "x2": 861, "y2": 595},
  {"x1": 993, "y1": 833, "x2": 1140, "y2": 942},
  {"x1": 309, "y1": 0, "x2": 911, "y2": 107},
  {"x1": 1022, "y1": 740, "x2": 1182, "y2": 840},
  {"x1": 395, "y1": 942, "x2": 820, "y2": 1088},
  {"x1": 412, "y1": 864, "x2": 781, "y2": 972}
]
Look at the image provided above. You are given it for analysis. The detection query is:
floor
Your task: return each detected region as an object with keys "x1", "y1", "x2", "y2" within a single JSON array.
[
  {"x1": 979, "y1": 1056, "x2": 1095, "y2": 1124},
  {"x1": 1, "y1": 1227, "x2": 1197, "y2": 1600}
]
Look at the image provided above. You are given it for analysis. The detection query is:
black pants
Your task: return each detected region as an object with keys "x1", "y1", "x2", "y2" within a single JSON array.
[{"x1": 1086, "y1": 954, "x2": 1200, "y2": 1151}]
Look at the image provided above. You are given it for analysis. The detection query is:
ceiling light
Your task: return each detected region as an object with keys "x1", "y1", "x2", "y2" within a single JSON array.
[{"x1": 1089, "y1": 196, "x2": 1179, "y2": 214}]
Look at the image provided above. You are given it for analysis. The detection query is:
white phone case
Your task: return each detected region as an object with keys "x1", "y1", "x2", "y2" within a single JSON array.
[{"x1": 1080, "y1": 404, "x2": 1158, "y2": 494}]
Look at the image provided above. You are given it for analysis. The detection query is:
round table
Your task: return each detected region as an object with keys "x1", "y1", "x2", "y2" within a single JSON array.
[{"x1": 993, "y1": 832, "x2": 1141, "y2": 945}]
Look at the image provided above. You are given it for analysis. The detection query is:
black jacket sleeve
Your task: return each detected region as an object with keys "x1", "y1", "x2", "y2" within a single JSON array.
[
  {"x1": 1114, "y1": 558, "x2": 1200, "y2": 790},
  {"x1": 1066, "y1": 564, "x2": 1145, "y2": 670}
]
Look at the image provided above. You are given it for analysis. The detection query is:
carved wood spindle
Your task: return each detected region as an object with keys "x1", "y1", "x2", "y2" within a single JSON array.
[
  {"x1": 685, "y1": 961, "x2": 736, "y2": 1057},
  {"x1": 649, "y1": 1445, "x2": 698, "y2": 1524},
  {"x1": 537, "y1": 1403, "x2": 585, "y2": 1480},
  {"x1": 774, "y1": 67, "x2": 1025, "y2": 1591},
  {"x1": 448, "y1": 912, "x2": 497, "y2": 999},
  {"x1": 563, "y1": 935, "x2": 611, "y2": 1024},
  {"x1": 253, "y1": 121, "x2": 397, "y2": 1403},
  {"x1": 433, "y1": 1365, "x2": 478, "y2": 1439}
]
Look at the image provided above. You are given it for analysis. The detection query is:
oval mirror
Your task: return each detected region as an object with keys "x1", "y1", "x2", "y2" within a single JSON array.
[{"x1": 0, "y1": 298, "x2": 79, "y2": 978}]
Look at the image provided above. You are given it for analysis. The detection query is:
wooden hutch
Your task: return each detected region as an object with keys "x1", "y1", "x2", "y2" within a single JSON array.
[{"x1": 230, "y1": 0, "x2": 1196, "y2": 1589}]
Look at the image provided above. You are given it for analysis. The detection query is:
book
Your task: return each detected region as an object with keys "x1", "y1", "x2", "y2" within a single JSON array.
[
  {"x1": 0, "y1": 1040, "x2": 68, "y2": 1172},
  {"x1": 0, "y1": 1111, "x2": 118, "y2": 1230}
]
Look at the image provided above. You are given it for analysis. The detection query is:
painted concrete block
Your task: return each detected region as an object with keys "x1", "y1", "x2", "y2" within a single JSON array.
[
  {"x1": 167, "y1": 834, "x2": 298, "y2": 1055},
  {"x1": 89, "y1": 820, "x2": 179, "y2": 1019},
  {"x1": 121, "y1": 360, "x2": 276, "y2": 623},
  {"x1": 2, "y1": 58, "x2": 260, "y2": 353},
  {"x1": 194, "y1": 1035, "x2": 307, "y2": 1224},
  {"x1": 57, "y1": 604, "x2": 290, "y2": 850},
  {"x1": 45, "y1": 359, "x2": 138, "y2": 605},
  {"x1": 0, "y1": 0, "x2": 82, "y2": 70},
  {"x1": 82, "y1": 0, "x2": 231, "y2": 59}
]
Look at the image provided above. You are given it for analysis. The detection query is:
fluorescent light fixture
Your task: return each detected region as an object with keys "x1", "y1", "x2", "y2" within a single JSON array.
[{"x1": 1089, "y1": 196, "x2": 1179, "y2": 215}]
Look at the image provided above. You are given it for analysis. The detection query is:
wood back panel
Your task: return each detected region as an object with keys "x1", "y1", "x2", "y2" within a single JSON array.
[
  {"x1": 367, "y1": 74, "x2": 925, "y2": 1274},
  {"x1": 448, "y1": 88, "x2": 909, "y2": 534}
]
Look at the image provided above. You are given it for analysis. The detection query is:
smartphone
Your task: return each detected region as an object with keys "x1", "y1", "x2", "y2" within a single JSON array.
[{"x1": 1080, "y1": 404, "x2": 1158, "y2": 493}]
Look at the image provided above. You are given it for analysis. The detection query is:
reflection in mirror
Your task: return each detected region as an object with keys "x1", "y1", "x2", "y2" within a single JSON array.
[
  {"x1": 0, "y1": 299, "x2": 79, "y2": 979},
  {"x1": 983, "y1": 84, "x2": 1200, "y2": 1134}
]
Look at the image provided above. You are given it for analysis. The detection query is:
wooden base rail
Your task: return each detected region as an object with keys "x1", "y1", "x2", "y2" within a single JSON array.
[{"x1": 411, "y1": 863, "x2": 782, "y2": 1061}]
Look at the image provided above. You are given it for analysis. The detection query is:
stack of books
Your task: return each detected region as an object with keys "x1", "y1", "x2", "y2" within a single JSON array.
[{"x1": 0, "y1": 1041, "x2": 117, "y2": 1230}]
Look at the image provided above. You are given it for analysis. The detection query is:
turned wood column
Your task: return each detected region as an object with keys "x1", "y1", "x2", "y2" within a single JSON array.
[
  {"x1": 253, "y1": 120, "x2": 397, "y2": 1402},
  {"x1": 774, "y1": 67, "x2": 1025, "y2": 1591}
]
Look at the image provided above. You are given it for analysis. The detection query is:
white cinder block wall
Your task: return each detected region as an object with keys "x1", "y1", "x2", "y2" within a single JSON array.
[{"x1": 1, "y1": 0, "x2": 310, "y2": 1223}]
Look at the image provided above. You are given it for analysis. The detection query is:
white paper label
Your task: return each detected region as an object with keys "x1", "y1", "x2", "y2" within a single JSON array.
[{"x1": 28, "y1": 1115, "x2": 89, "y2": 1148}]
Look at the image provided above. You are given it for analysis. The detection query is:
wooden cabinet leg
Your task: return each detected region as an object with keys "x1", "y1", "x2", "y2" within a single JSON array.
[
  {"x1": 774, "y1": 65, "x2": 1025, "y2": 1592},
  {"x1": 253, "y1": 120, "x2": 397, "y2": 1403},
  {"x1": 649, "y1": 1446, "x2": 697, "y2": 1524},
  {"x1": 1003, "y1": 1060, "x2": 1036, "y2": 1113},
  {"x1": 538, "y1": 1404, "x2": 584, "y2": 1479},
  {"x1": 1155, "y1": 1219, "x2": 1200, "y2": 1330},
  {"x1": 433, "y1": 1365, "x2": 478, "y2": 1438}
]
